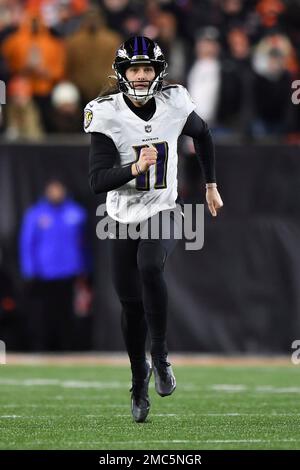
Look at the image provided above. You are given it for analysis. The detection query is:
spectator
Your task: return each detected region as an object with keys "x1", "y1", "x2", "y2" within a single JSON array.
[
  {"x1": 51, "y1": 1, "x2": 87, "y2": 38},
  {"x1": 1, "y1": 13, "x2": 65, "y2": 130},
  {"x1": 213, "y1": 0, "x2": 258, "y2": 44},
  {"x1": 151, "y1": 11, "x2": 187, "y2": 84},
  {"x1": 19, "y1": 179, "x2": 90, "y2": 351},
  {"x1": 187, "y1": 27, "x2": 221, "y2": 125},
  {"x1": 252, "y1": 36, "x2": 294, "y2": 137},
  {"x1": 218, "y1": 0, "x2": 254, "y2": 27},
  {"x1": 5, "y1": 75, "x2": 44, "y2": 140},
  {"x1": 99, "y1": 0, "x2": 136, "y2": 35},
  {"x1": 121, "y1": 12, "x2": 143, "y2": 38},
  {"x1": 25, "y1": 0, "x2": 89, "y2": 27},
  {"x1": 49, "y1": 81, "x2": 82, "y2": 132},
  {"x1": 256, "y1": 0, "x2": 285, "y2": 29},
  {"x1": 65, "y1": 6, "x2": 121, "y2": 102},
  {"x1": 217, "y1": 26, "x2": 254, "y2": 136},
  {"x1": 0, "y1": 3, "x2": 18, "y2": 45},
  {"x1": 171, "y1": 0, "x2": 215, "y2": 48}
]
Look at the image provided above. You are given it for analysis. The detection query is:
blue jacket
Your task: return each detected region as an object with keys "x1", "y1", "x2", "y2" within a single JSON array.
[{"x1": 20, "y1": 197, "x2": 89, "y2": 280}]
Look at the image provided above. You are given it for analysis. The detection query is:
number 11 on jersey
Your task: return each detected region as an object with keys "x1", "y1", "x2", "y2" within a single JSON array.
[{"x1": 133, "y1": 142, "x2": 169, "y2": 191}]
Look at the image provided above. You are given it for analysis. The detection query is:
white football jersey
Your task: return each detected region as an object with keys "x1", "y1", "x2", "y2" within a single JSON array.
[{"x1": 84, "y1": 85, "x2": 196, "y2": 223}]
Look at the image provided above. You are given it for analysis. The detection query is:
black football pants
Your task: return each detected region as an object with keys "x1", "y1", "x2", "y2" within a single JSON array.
[{"x1": 109, "y1": 206, "x2": 183, "y2": 376}]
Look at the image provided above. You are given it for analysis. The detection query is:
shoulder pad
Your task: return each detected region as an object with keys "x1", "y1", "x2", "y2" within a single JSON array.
[
  {"x1": 161, "y1": 84, "x2": 196, "y2": 117},
  {"x1": 93, "y1": 96, "x2": 114, "y2": 104},
  {"x1": 162, "y1": 85, "x2": 179, "y2": 91},
  {"x1": 84, "y1": 95, "x2": 117, "y2": 133},
  {"x1": 161, "y1": 84, "x2": 185, "y2": 100}
]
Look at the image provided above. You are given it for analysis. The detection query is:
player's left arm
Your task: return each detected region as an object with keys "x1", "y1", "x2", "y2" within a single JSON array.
[{"x1": 181, "y1": 111, "x2": 223, "y2": 217}]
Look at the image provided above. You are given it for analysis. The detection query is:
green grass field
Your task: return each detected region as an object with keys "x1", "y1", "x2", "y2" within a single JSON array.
[{"x1": 1, "y1": 362, "x2": 300, "y2": 450}]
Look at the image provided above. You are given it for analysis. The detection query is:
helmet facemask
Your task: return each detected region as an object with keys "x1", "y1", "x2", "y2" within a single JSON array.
[{"x1": 116, "y1": 63, "x2": 165, "y2": 102}]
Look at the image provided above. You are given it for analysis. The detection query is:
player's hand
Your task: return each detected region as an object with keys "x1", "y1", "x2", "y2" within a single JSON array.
[
  {"x1": 137, "y1": 145, "x2": 158, "y2": 173},
  {"x1": 206, "y1": 187, "x2": 223, "y2": 217}
]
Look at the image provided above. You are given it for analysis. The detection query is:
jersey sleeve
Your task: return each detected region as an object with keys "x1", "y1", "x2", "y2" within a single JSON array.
[
  {"x1": 83, "y1": 97, "x2": 115, "y2": 137},
  {"x1": 162, "y1": 84, "x2": 196, "y2": 120},
  {"x1": 179, "y1": 85, "x2": 196, "y2": 118}
]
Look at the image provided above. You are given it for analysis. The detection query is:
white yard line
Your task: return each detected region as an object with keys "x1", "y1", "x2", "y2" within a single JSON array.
[
  {"x1": 1, "y1": 410, "x2": 299, "y2": 417},
  {"x1": 0, "y1": 404, "x2": 128, "y2": 408},
  {"x1": 211, "y1": 384, "x2": 300, "y2": 394},
  {"x1": 210, "y1": 384, "x2": 247, "y2": 392},
  {"x1": 1, "y1": 378, "x2": 300, "y2": 396},
  {"x1": 57, "y1": 438, "x2": 299, "y2": 446},
  {"x1": 0, "y1": 415, "x2": 22, "y2": 418},
  {"x1": 255, "y1": 386, "x2": 300, "y2": 393},
  {"x1": 0, "y1": 378, "x2": 128, "y2": 389}
]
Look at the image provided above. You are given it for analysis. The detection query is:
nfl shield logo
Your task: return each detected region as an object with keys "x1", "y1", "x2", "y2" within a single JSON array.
[{"x1": 145, "y1": 125, "x2": 152, "y2": 133}]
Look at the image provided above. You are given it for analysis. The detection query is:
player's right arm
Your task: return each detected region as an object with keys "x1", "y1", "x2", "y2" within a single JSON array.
[
  {"x1": 84, "y1": 99, "x2": 135, "y2": 194},
  {"x1": 85, "y1": 99, "x2": 157, "y2": 193},
  {"x1": 89, "y1": 132, "x2": 133, "y2": 194},
  {"x1": 88, "y1": 133, "x2": 157, "y2": 194}
]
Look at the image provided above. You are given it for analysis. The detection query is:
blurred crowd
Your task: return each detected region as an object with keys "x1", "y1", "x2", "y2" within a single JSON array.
[{"x1": 0, "y1": 0, "x2": 300, "y2": 141}]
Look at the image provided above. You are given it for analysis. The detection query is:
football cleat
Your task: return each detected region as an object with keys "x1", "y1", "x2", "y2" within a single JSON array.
[
  {"x1": 152, "y1": 355, "x2": 176, "y2": 397},
  {"x1": 130, "y1": 360, "x2": 152, "y2": 423}
]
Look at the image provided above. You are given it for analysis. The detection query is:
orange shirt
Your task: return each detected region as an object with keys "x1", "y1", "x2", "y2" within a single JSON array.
[{"x1": 2, "y1": 15, "x2": 65, "y2": 96}]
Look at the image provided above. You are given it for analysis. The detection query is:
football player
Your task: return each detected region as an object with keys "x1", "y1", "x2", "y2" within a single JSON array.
[{"x1": 85, "y1": 36, "x2": 223, "y2": 423}]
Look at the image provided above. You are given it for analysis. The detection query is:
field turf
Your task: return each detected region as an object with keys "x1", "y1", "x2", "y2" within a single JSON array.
[{"x1": 0, "y1": 362, "x2": 300, "y2": 450}]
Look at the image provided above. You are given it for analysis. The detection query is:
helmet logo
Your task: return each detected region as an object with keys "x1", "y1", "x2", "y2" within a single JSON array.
[
  {"x1": 154, "y1": 44, "x2": 162, "y2": 59},
  {"x1": 117, "y1": 46, "x2": 129, "y2": 59}
]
